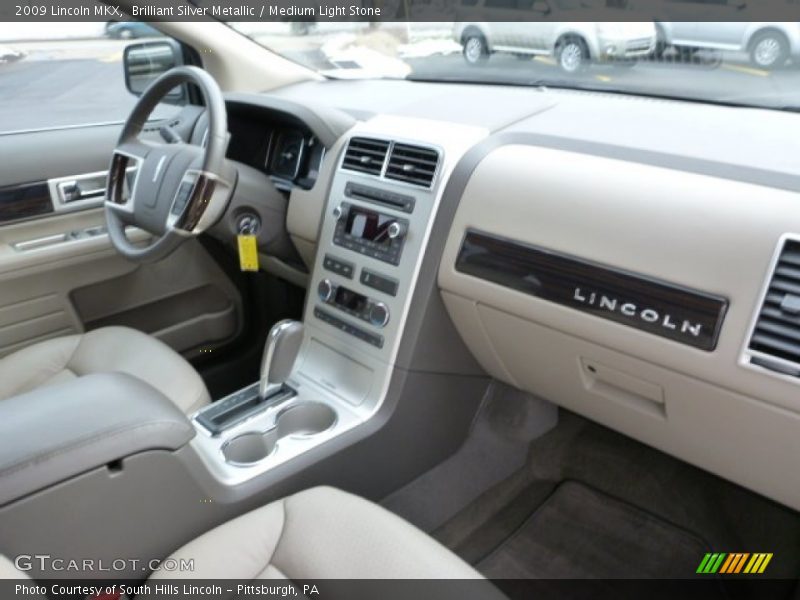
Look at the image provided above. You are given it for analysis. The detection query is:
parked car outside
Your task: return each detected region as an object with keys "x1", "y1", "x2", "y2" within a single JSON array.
[
  {"x1": 656, "y1": 22, "x2": 800, "y2": 69},
  {"x1": 453, "y1": 0, "x2": 656, "y2": 72},
  {"x1": 105, "y1": 21, "x2": 163, "y2": 40}
]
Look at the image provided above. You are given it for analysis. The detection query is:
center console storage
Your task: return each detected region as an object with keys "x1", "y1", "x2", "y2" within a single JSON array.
[{"x1": 0, "y1": 373, "x2": 194, "y2": 507}]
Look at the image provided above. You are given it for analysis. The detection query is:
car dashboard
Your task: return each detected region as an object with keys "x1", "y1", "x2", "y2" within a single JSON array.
[{"x1": 202, "y1": 78, "x2": 800, "y2": 514}]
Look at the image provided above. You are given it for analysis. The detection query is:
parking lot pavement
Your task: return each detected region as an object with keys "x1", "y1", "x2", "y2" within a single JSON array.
[{"x1": 0, "y1": 39, "x2": 181, "y2": 132}]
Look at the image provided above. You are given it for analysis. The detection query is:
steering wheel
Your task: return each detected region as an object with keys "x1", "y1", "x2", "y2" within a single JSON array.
[{"x1": 105, "y1": 66, "x2": 233, "y2": 263}]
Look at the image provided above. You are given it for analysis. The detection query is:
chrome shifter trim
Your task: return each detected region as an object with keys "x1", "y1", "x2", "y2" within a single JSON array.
[{"x1": 259, "y1": 319, "x2": 304, "y2": 399}]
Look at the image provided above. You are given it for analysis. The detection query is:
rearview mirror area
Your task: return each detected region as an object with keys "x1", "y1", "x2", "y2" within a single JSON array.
[{"x1": 123, "y1": 39, "x2": 186, "y2": 104}]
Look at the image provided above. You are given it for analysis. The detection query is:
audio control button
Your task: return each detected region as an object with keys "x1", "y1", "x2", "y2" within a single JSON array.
[
  {"x1": 360, "y1": 269, "x2": 398, "y2": 297},
  {"x1": 317, "y1": 279, "x2": 334, "y2": 303},
  {"x1": 368, "y1": 302, "x2": 390, "y2": 328},
  {"x1": 323, "y1": 254, "x2": 354, "y2": 279},
  {"x1": 387, "y1": 221, "x2": 406, "y2": 239}
]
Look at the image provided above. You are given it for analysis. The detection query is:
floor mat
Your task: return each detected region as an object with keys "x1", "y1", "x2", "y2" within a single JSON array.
[{"x1": 478, "y1": 480, "x2": 709, "y2": 579}]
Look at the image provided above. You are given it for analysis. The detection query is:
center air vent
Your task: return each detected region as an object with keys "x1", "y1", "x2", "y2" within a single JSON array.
[
  {"x1": 386, "y1": 143, "x2": 439, "y2": 188},
  {"x1": 342, "y1": 137, "x2": 389, "y2": 176},
  {"x1": 747, "y1": 238, "x2": 800, "y2": 374}
]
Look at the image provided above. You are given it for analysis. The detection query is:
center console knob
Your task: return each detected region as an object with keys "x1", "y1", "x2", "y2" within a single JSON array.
[
  {"x1": 317, "y1": 279, "x2": 334, "y2": 303},
  {"x1": 387, "y1": 221, "x2": 406, "y2": 239},
  {"x1": 332, "y1": 204, "x2": 345, "y2": 220},
  {"x1": 369, "y1": 301, "x2": 390, "y2": 328}
]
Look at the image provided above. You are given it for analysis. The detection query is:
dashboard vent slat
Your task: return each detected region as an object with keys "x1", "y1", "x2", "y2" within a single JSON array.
[
  {"x1": 748, "y1": 239, "x2": 800, "y2": 369},
  {"x1": 385, "y1": 143, "x2": 439, "y2": 188},
  {"x1": 342, "y1": 137, "x2": 390, "y2": 176}
]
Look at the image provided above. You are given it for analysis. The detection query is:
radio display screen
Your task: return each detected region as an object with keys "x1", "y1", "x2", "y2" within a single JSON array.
[
  {"x1": 335, "y1": 287, "x2": 368, "y2": 313},
  {"x1": 345, "y1": 207, "x2": 393, "y2": 246}
]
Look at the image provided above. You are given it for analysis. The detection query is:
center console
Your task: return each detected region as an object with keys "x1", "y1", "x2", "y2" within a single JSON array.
[{"x1": 190, "y1": 116, "x2": 486, "y2": 485}]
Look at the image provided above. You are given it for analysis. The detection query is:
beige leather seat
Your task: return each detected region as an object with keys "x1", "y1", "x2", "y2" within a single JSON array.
[
  {"x1": 146, "y1": 486, "x2": 491, "y2": 584},
  {"x1": 0, "y1": 326, "x2": 209, "y2": 415},
  {"x1": 2, "y1": 487, "x2": 496, "y2": 596}
]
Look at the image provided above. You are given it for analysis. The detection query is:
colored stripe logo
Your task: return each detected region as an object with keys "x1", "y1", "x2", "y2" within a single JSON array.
[{"x1": 697, "y1": 553, "x2": 773, "y2": 574}]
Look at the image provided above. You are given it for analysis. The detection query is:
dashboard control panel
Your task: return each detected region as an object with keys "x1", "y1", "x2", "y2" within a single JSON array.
[
  {"x1": 313, "y1": 306, "x2": 384, "y2": 348},
  {"x1": 322, "y1": 254, "x2": 354, "y2": 279},
  {"x1": 303, "y1": 122, "x2": 485, "y2": 367},
  {"x1": 332, "y1": 202, "x2": 408, "y2": 265},
  {"x1": 317, "y1": 279, "x2": 390, "y2": 328},
  {"x1": 360, "y1": 268, "x2": 398, "y2": 297}
]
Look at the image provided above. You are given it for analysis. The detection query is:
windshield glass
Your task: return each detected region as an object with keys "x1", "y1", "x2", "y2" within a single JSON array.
[{"x1": 228, "y1": 20, "x2": 800, "y2": 110}]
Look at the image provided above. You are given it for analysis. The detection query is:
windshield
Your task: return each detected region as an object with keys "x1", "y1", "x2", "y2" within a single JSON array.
[{"x1": 228, "y1": 21, "x2": 800, "y2": 110}]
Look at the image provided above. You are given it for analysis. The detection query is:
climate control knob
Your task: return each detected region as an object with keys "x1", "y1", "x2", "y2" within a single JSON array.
[
  {"x1": 332, "y1": 204, "x2": 345, "y2": 220},
  {"x1": 317, "y1": 279, "x2": 334, "y2": 303},
  {"x1": 368, "y1": 302, "x2": 390, "y2": 328},
  {"x1": 386, "y1": 221, "x2": 406, "y2": 240}
]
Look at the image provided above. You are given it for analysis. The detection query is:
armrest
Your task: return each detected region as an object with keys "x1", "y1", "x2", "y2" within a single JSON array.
[{"x1": 0, "y1": 372, "x2": 195, "y2": 506}]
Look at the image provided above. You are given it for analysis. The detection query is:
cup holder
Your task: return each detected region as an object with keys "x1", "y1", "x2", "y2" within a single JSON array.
[
  {"x1": 277, "y1": 402, "x2": 337, "y2": 437},
  {"x1": 221, "y1": 402, "x2": 337, "y2": 467},
  {"x1": 222, "y1": 431, "x2": 277, "y2": 466}
]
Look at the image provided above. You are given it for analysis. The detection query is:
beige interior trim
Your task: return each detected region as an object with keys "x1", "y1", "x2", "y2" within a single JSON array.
[
  {"x1": 259, "y1": 253, "x2": 309, "y2": 288},
  {"x1": 439, "y1": 144, "x2": 800, "y2": 510},
  {"x1": 0, "y1": 208, "x2": 241, "y2": 358},
  {"x1": 144, "y1": 20, "x2": 321, "y2": 93},
  {"x1": 287, "y1": 135, "x2": 350, "y2": 269}
]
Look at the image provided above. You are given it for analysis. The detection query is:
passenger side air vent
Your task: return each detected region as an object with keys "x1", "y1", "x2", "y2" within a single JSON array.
[
  {"x1": 342, "y1": 137, "x2": 390, "y2": 176},
  {"x1": 385, "y1": 143, "x2": 439, "y2": 188},
  {"x1": 747, "y1": 238, "x2": 800, "y2": 374}
]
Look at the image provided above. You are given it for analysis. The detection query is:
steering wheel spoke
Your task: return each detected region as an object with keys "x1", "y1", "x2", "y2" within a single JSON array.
[{"x1": 105, "y1": 200, "x2": 135, "y2": 223}]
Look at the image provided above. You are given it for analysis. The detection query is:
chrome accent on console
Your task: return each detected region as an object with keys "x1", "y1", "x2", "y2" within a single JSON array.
[
  {"x1": 317, "y1": 278, "x2": 334, "y2": 303},
  {"x1": 386, "y1": 221, "x2": 406, "y2": 240},
  {"x1": 259, "y1": 319, "x2": 305, "y2": 400}
]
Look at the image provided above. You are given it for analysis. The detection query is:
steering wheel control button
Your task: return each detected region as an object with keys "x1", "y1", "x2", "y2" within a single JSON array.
[
  {"x1": 368, "y1": 302, "x2": 390, "y2": 328},
  {"x1": 360, "y1": 269, "x2": 399, "y2": 297},
  {"x1": 323, "y1": 254, "x2": 354, "y2": 279},
  {"x1": 171, "y1": 180, "x2": 194, "y2": 216},
  {"x1": 318, "y1": 279, "x2": 335, "y2": 303}
]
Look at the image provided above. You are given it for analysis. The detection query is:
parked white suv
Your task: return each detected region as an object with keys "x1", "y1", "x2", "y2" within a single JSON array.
[
  {"x1": 454, "y1": 2, "x2": 656, "y2": 72},
  {"x1": 656, "y1": 22, "x2": 800, "y2": 69}
]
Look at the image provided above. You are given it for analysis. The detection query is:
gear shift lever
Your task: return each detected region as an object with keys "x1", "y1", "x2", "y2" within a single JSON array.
[{"x1": 259, "y1": 319, "x2": 304, "y2": 399}]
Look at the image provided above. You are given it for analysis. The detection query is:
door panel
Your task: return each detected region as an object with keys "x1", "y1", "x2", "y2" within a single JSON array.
[
  {"x1": 70, "y1": 241, "x2": 242, "y2": 357},
  {"x1": 0, "y1": 112, "x2": 242, "y2": 361}
]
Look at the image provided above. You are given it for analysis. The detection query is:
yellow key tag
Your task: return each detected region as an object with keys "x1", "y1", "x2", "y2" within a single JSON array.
[{"x1": 237, "y1": 235, "x2": 259, "y2": 272}]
